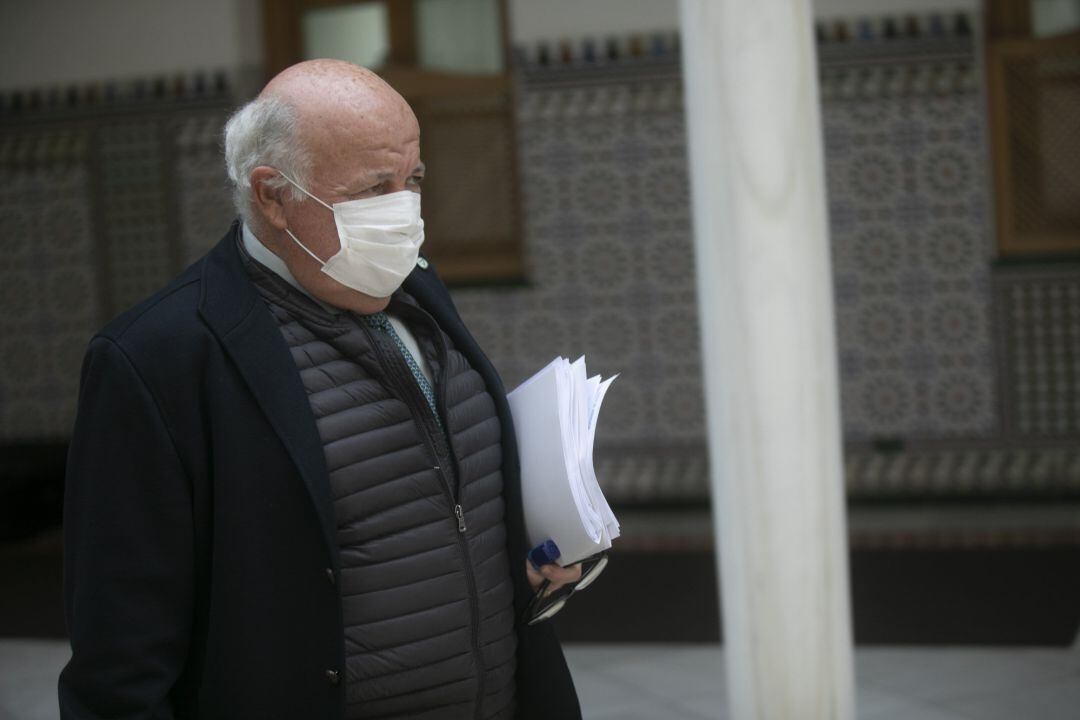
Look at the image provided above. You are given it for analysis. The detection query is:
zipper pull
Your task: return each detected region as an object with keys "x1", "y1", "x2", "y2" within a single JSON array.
[{"x1": 454, "y1": 504, "x2": 467, "y2": 533}]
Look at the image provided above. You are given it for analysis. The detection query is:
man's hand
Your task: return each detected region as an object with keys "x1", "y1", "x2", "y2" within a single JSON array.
[{"x1": 525, "y1": 559, "x2": 582, "y2": 597}]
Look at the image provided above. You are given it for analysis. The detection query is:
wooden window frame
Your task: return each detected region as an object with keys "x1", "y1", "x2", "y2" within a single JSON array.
[
  {"x1": 264, "y1": 0, "x2": 422, "y2": 77},
  {"x1": 261, "y1": 0, "x2": 525, "y2": 284},
  {"x1": 987, "y1": 29, "x2": 1080, "y2": 256},
  {"x1": 986, "y1": 0, "x2": 1080, "y2": 257}
]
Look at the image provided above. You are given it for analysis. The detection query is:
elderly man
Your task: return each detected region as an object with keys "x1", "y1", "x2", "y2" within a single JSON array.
[{"x1": 59, "y1": 59, "x2": 583, "y2": 719}]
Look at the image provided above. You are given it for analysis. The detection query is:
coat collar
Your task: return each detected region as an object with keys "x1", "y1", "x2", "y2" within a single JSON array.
[{"x1": 196, "y1": 221, "x2": 338, "y2": 565}]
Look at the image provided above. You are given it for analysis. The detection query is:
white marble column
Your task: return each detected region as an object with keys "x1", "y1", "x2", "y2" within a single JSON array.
[{"x1": 678, "y1": 1, "x2": 855, "y2": 718}]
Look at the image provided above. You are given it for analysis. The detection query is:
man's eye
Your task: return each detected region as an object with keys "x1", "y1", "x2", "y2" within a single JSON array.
[{"x1": 408, "y1": 175, "x2": 424, "y2": 186}]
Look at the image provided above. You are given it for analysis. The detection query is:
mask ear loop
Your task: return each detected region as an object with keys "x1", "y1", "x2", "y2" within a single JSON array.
[
  {"x1": 284, "y1": 229, "x2": 328, "y2": 266},
  {"x1": 276, "y1": 170, "x2": 334, "y2": 212},
  {"x1": 275, "y1": 170, "x2": 336, "y2": 266}
]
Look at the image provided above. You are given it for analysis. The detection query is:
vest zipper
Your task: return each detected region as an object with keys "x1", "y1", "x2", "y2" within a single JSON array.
[
  {"x1": 418, "y1": 315, "x2": 486, "y2": 719},
  {"x1": 359, "y1": 314, "x2": 485, "y2": 719}
]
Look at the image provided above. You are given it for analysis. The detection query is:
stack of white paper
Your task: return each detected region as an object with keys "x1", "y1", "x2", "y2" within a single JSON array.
[{"x1": 507, "y1": 356, "x2": 620, "y2": 566}]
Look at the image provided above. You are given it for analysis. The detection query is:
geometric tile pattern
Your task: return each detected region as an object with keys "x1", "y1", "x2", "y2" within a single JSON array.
[
  {"x1": 821, "y1": 37, "x2": 999, "y2": 439},
  {"x1": 590, "y1": 445, "x2": 1080, "y2": 505},
  {"x1": 0, "y1": 77, "x2": 234, "y2": 441},
  {"x1": 469, "y1": 16, "x2": 1037, "y2": 501},
  {"x1": 593, "y1": 446, "x2": 710, "y2": 503},
  {"x1": 994, "y1": 265, "x2": 1080, "y2": 438},
  {"x1": 175, "y1": 112, "x2": 237, "y2": 267},
  {"x1": 461, "y1": 21, "x2": 999, "y2": 458},
  {"x1": 1, "y1": 21, "x2": 1066, "y2": 503},
  {"x1": 0, "y1": 134, "x2": 98, "y2": 440},
  {"x1": 98, "y1": 118, "x2": 175, "y2": 315},
  {"x1": 453, "y1": 68, "x2": 703, "y2": 448},
  {"x1": 844, "y1": 445, "x2": 1080, "y2": 500}
]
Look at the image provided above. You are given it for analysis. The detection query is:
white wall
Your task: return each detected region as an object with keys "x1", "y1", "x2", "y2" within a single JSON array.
[{"x1": 0, "y1": 0, "x2": 262, "y2": 91}]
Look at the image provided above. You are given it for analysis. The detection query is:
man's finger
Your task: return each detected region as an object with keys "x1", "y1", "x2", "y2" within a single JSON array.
[
  {"x1": 540, "y1": 562, "x2": 582, "y2": 583},
  {"x1": 525, "y1": 559, "x2": 545, "y2": 591}
]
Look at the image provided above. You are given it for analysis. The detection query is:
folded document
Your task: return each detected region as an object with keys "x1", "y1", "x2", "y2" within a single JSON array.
[{"x1": 507, "y1": 357, "x2": 620, "y2": 566}]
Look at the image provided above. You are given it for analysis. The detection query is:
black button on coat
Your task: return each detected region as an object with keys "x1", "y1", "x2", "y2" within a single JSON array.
[{"x1": 58, "y1": 222, "x2": 582, "y2": 720}]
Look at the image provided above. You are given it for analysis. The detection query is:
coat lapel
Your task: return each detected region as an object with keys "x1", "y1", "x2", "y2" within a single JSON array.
[{"x1": 196, "y1": 223, "x2": 337, "y2": 565}]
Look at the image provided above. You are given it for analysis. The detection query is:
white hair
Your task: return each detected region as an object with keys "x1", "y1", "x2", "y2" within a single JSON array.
[{"x1": 223, "y1": 95, "x2": 312, "y2": 224}]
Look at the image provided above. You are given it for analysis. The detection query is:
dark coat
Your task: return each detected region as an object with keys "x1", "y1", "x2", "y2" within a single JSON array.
[{"x1": 58, "y1": 221, "x2": 582, "y2": 720}]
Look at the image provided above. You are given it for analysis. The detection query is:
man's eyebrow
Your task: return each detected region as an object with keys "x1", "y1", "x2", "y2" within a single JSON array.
[
  {"x1": 367, "y1": 163, "x2": 425, "y2": 182},
  {"x1": 340, "y1": 172, "x2": 388, "y2": 192},
  {"x1": 341, "y1": 164, "x2": 426, "y2": 193}
]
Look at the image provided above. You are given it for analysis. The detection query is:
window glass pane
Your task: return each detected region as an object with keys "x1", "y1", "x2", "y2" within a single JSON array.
[
  {"x1": 302, "y1": 3, "x2": 389, "y2": 68},
  {"x1": 1032, "y1": 0, "x2": 1080, "y2": 37},
  {"x1": 417, "y1": 0, "x2": 502, "y2": 74}
]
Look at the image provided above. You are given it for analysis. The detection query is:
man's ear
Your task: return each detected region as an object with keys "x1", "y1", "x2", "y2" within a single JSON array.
[{"x1": 250, "y1": 166, "x2": 289, "y2": 231}]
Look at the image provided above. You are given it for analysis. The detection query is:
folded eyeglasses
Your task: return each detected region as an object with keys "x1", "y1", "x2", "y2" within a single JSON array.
[{"x1": 522, "y1": 550, "x2": 609, "y2": 626}]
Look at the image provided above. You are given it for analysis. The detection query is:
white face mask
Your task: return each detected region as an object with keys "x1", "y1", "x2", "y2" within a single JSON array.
[{"x1": 278, "y1": 171, "x2": 425, "y2": 298}]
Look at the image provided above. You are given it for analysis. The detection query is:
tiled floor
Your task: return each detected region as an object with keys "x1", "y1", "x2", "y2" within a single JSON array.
[
  {"x1": 3, "y1": 640, "x2": 1078, "y2": 719},
  {"x1": 568, "y1": 644, "x2": 1080, "y2": 719}
]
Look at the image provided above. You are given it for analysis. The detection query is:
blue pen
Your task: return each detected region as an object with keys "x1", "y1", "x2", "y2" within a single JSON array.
[{"x1": 528, "y1": 539, "x2": 561, "y2": 570}]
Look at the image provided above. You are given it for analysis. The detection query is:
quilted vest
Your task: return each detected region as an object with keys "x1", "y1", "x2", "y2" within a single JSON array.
[{"x1": 240, "y1": 244, "x2": 517, "y2": 719}]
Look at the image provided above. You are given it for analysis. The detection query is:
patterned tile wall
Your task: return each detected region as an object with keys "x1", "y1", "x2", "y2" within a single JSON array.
[
  {"x1": 175, "y1": 113, "x2": 237, "y2": 266},
  {"x1": 453, "y1": 75, "x2": 703, "y2": 448},
  {"x1": 995, "y1": 266, "x2": 1080, "y2": 439},
  {"x1": 0, "y1": 77, "x2": 235, "y2": 440},
  {"x1": 98, "y1": 118, "x2": 176, "y2": 313},
  {"x1": 5, "y1": 16, "x2": 1071, "y2": 501},
  {"x1": 0, "y1": 130, "x2": 99, "y2": 440},
  {"x1": 455, "y1": 15, "x2": 999, "y2": 453},
  {"x1": 820, "y1": 43, "x2": 998, "y2": 439}
]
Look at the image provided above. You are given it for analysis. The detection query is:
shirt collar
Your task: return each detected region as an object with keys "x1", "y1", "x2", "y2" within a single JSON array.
[{"x1": 241, "y1": 221, "x2": 342, "y2": 315}]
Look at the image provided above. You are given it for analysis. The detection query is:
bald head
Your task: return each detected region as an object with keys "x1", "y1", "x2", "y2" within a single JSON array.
[
  {"x1": 224, "y1": 58, "x2": 426, "y2": 313},
  {"x1": 261, "y1": 59, "x2": 418, "y2": 153},
  {"x1": 262, "y1": 58, "x2": 393, "y2": 102}
]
